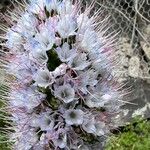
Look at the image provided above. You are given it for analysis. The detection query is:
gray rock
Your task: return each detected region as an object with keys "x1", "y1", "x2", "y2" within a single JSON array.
[{"x1": 118, "y1": 79, "x2": 150, "y2": 125}]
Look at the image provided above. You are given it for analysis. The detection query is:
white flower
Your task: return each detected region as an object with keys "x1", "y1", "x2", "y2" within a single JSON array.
[
  {"x1": 6, "y1": 55, "x2": 32, "y2": 77},
  {"x1": 44, "y1": 0, "x2": 60, "y2": 12},
  {"x1": 31, "y1": 49, "x2": 48, "y2": 64},
  {"x1": 75, "y1": 69, "x2": 98, "y2": 94},
  {"x1": 21, "y1": 12, "x2": 38, "y2": 29},
  {"x1": 86, "y1": 69, "x2": 99, "y2": 86},
  {"x1": 7, "y1": 57, "x2": 33, "y2": 82},
  {"x1": 18, "y1": 12, "x2": 38, "y2": 37},
  {"x1": 82, "y1": 118, "x2": 96, "y2": 134},
  {"x1": 54, "y1": 84, "x2": 75, "y2": 103},
  {"x1": 28, "y1": 0, "x2": 44, "y2": 14},
  {"x1": 52, "y1": 63, "x2": 68, "y2": 77},
  {"x1": 94, "y1": 121, "x2": 105, "y2": 136},
  {"x1": 33, "y1": 133, "x2": 48, "y2": 150},
  {"x1": 26, "y1": 39, "x2": 45, "y2": 53},
  {"x1": 35, "y1": 24, "x2": 55, "y2": 51},
  {"x1": 57, "y1": 14, "x2": 77, "y2": 38},
  {"x1": 85, "y1": 93, "x2": 110, "y2": 108},
  {"x1": 46, "y1": 17, "x2": 59, "y2": 32},
  {"x1": 10, "y1": 87, "x2": 46, "y2": 111},
  {"x1": 58, "y1": 0, "x2": 74, "y2": 15},
  {"x1": 64, "y1": 109, "x2": 84, "y2": 125},
  {"x1": 68, "y1": 53, "x2": 90, "y2": 70},
  {"x1": 55, "y1": 42, "x2": 77, "y2": 62},
  {"x1": 74, "y1": 74, "x2": 89, "y2": 94},
  {"x1": 77, "y1": 13, "x2": 93, "y2": 32},
  {"x1": 77, "y1": 29, "x2": 99, "y2": 53},
  {"x1": 53, "y1": 133, "x2": 67, "y2": 148},
  {"x1": 91, "y1": 56, "x2": 110, "y2": 72},
  {"x1": 39, "y1": 113, "x2": 54, "y2": 131},
  {"x1": 6, "y1": 30, "x2": 22, "y2": 50},
  {"x1": 82, "y1": 118, "x2": 106, "y2": 136},
  {"x1": 14, "y1": 129, "x2": 38, "y2": 150},
  {"x1": 34, "y1": 69, "x2": 54, "y2": 88},
  {"x1": 31, "y1": 112, "x2": 54, "y2": 131}
]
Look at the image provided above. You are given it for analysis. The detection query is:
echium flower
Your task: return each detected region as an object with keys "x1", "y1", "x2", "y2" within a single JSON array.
[{"x1": 0, "y1": 0, "x2": 126, "y2": 149}]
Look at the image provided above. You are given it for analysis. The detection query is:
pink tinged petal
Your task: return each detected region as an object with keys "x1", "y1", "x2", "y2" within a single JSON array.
[
  {"x1": 52, "y1": 63, "x2": 68, "y2": 78},
  {"x1": 55, "y1": 37, "x2": 62, "y2": 46}
]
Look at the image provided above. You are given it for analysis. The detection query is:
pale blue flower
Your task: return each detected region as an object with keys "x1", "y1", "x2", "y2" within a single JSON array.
[
  {"x1": 57, "y1": 14, "x2": 77, "y2": 38},
  {"x1": 64, "y1": 109, "x2": 84, "y2": 125},
  {"x1": 34, "y1": 24, "x2": 55, "y2": 51},
  {"x1": 53, "y1": 132, "x2": 67, "y2": 148},
  {"x1": 55, "y1": 42, "x2": 77, "y2": 62},
  {"x1": 54, "y1": 84, "x2": 75, "y2": 103},
  {"x1": 68, "y1": 53, "x2": 91, "y2": 70},
  {"x1": 34, "y1": 69, "x2": 54, "y2": 88}
]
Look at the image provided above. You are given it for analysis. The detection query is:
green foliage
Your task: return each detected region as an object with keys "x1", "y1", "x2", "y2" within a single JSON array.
[
  {"x1": 105, "y1": 118, "x2": 150, "y2": 150},
  {"x1": 47, "y1": 49, "x2": 61, "y2": 71},
  {"x1": 0, "y1": 85, "x2": 11, "y2": 150},
  {"x1": 0, "y1": 133, "x2": 11, "y2": 150}
]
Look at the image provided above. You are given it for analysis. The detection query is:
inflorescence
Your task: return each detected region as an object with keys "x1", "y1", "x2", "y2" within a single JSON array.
[{"x1": 0, "y1": 0, "x2": 125, "y2": 149}]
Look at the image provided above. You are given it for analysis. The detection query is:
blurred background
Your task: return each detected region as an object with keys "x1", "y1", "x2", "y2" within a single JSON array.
[{"x1": 0, "y1": 0, "x2": 149, "y2": 149}]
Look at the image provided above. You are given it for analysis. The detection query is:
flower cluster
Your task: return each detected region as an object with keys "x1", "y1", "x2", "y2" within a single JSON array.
[{"x1": 1, "y1": 0, "x2": 125, "y2": 149}]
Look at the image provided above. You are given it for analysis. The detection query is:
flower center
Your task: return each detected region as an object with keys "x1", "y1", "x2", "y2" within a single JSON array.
[
  {"x1": 69, "y1": 111, "x2": 77, "y2": 119},
  {"x1": 61, "y1": 89, "x2": 69, "y2": 98}
]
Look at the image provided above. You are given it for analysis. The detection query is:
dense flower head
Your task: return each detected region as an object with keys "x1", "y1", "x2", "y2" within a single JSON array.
[{"x1": 0, "y1": 0, "x2": 125, "y2": 149}]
